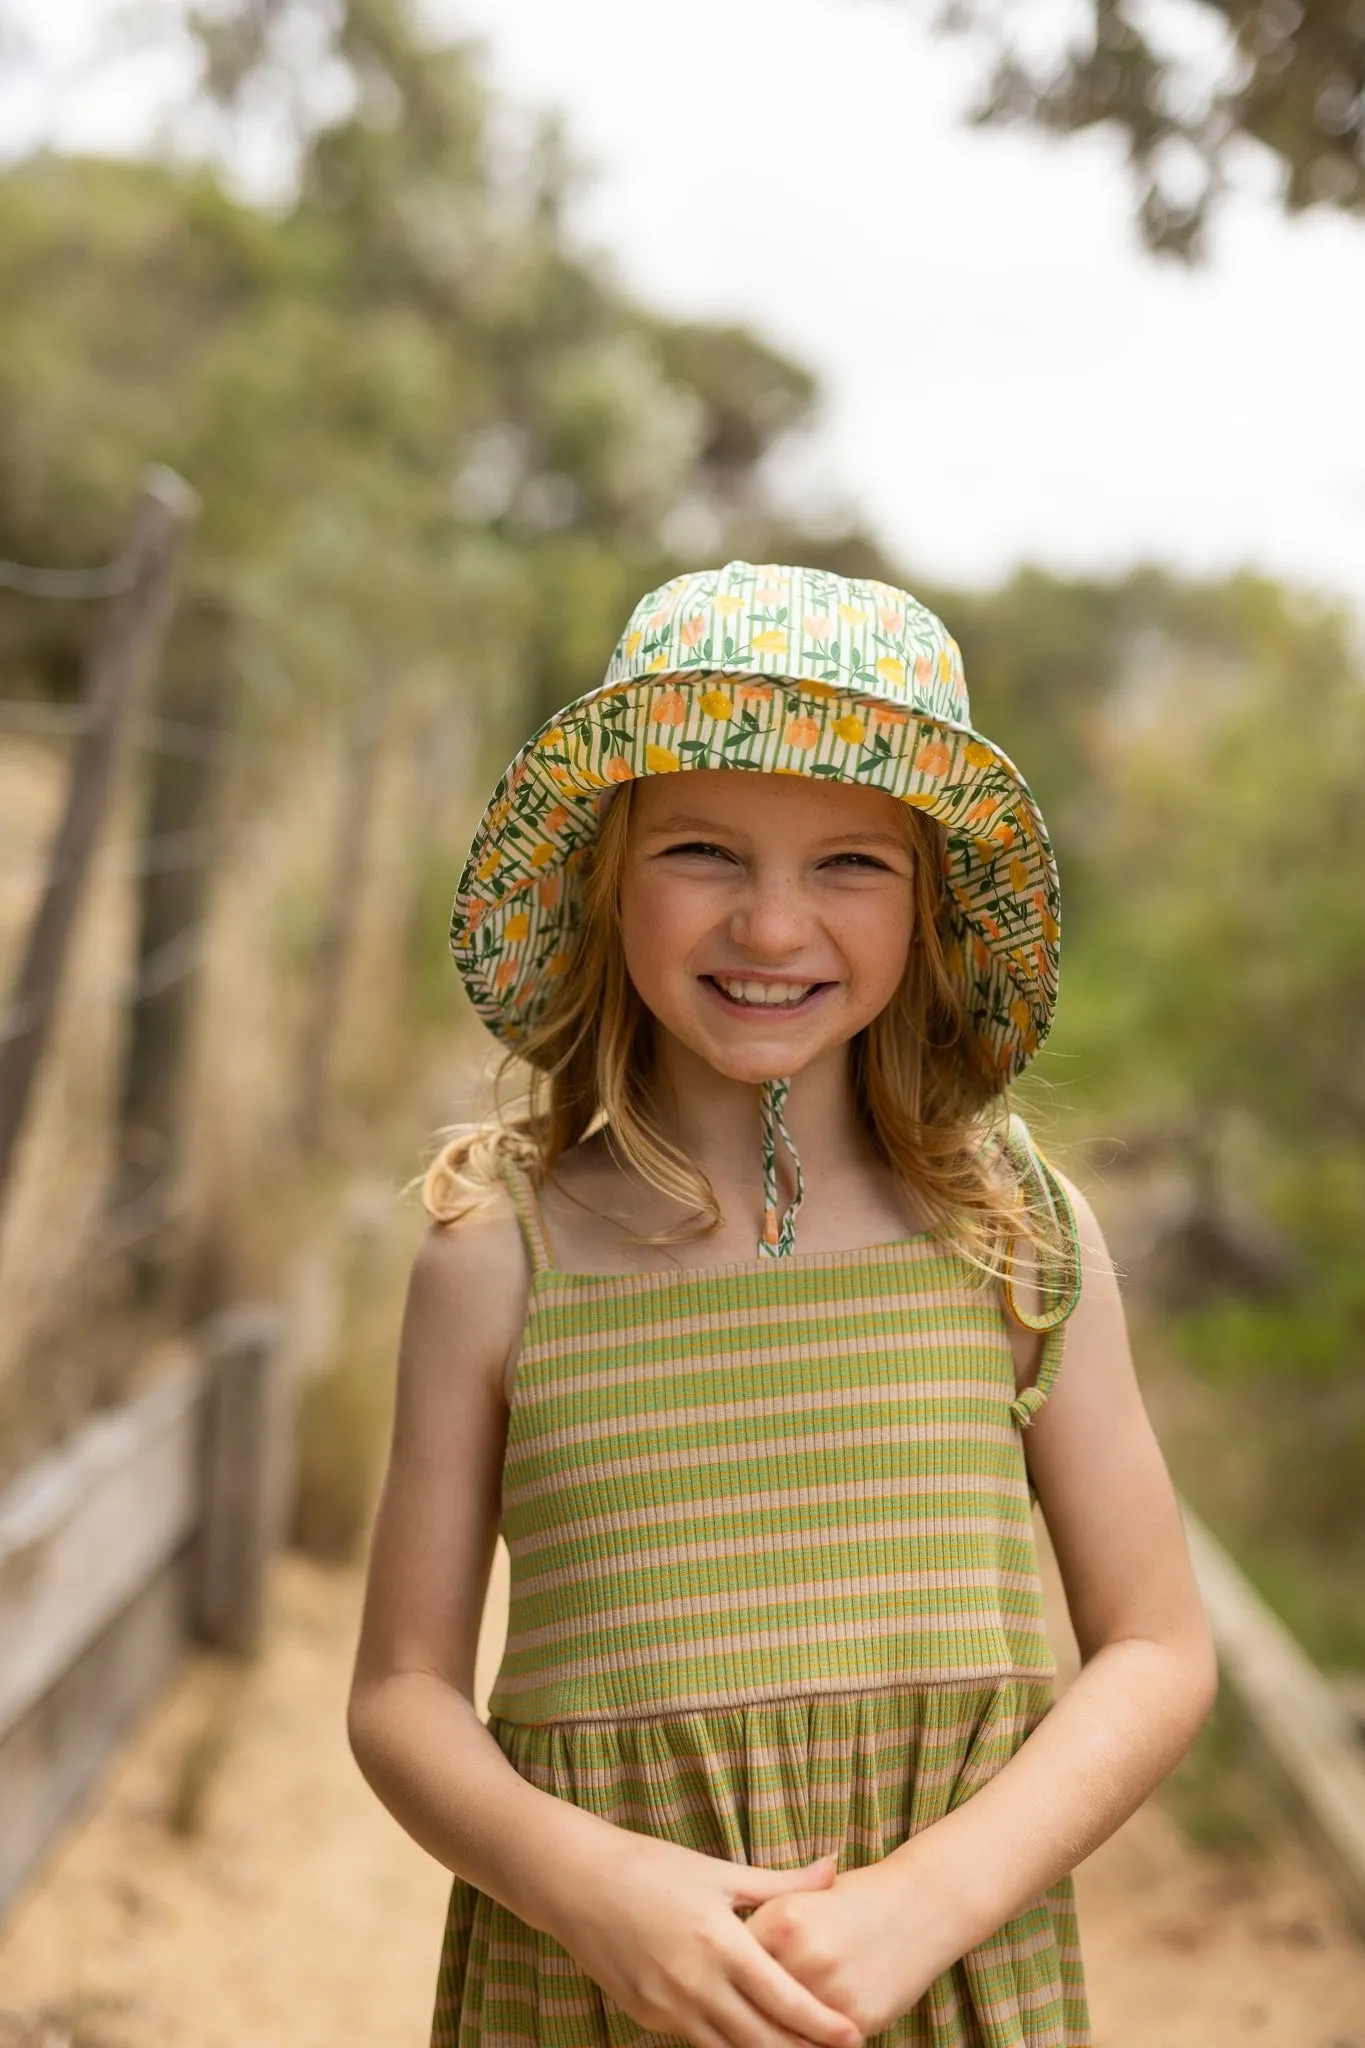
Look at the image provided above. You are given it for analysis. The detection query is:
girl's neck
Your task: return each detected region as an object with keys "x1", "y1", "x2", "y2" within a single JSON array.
[{"x1": 646, "y1": 1031, "x2": 872, "y2": 1193}]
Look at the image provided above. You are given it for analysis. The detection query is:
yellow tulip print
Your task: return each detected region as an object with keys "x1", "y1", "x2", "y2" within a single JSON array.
[
  {"x1": 749, "y1": 628, "x2": 788, "y2": 655},
  {"x1": 699, "y1": 688, "x2": 734, "y2": 720},
  {"x1": 645, "y1": 744, "x2": 681, "y2": 773}
]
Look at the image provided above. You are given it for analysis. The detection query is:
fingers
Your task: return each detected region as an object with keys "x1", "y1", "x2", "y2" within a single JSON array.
[
  {"x1": 730, "y1": 1934, "x2": 862, "y2": 2048},
  {"x1": 729, "y1": 1854, "x2": 839, "y2": 1907}
]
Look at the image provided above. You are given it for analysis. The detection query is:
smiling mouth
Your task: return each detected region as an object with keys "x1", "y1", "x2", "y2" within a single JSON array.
[{"x1": 704, "y1": 976, "x2": 828, "y2": 1010}]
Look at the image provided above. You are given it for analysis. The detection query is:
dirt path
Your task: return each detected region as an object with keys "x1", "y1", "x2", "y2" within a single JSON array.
[{"x1": 2, "y1": 1548, "x2": 1364, "y2": 2048}]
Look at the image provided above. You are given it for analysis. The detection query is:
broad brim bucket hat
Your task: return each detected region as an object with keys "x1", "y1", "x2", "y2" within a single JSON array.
[{"x1": 452, "y1": 559, "x2": 1061, "y2": 1099}]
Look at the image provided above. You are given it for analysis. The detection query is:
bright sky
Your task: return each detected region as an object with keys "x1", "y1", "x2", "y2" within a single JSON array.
[{"x1": 7, "y1": 0, "x2": 1365, "y2": 612}]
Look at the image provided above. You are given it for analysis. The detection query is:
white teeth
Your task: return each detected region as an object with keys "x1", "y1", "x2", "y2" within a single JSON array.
[{"x1": 713, "y1": 978, "x2": 816, "y2": 1007}]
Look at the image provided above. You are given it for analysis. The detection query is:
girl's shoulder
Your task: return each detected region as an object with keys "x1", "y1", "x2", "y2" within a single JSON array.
[{"x1": 405, "y1": 1184, "x2": 533, "y2": 1408}]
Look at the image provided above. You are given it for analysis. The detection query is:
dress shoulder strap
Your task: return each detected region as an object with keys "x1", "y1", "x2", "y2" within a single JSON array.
[
  {"x1": 1000, "y1": 1111, "x2": 1084, "y2": 1429},
  {"x1": 502, "y1": 1156, "x2": 556, "y2": 1276}
]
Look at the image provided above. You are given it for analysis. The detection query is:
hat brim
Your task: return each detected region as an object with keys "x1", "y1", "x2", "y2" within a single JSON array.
[{"x1": 451, "y1": 671, "x2": 1059, "y2": 1082}]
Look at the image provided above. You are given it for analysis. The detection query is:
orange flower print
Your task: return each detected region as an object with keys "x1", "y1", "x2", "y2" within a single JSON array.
[
  {"x1": 543, "y1": 805, "x2": 569, "y2": 834},
  {"x1": 973, "y1": 837, "x2": 996, "y2": 866},
  {"x1": 646, "y1": 744, "x2": 681, "y2": 773},
  {"x1": 964, "y1": 741, "x2": 994, "y2": 769},
  {"x1": 803, "y1": 615, "x2": 832, "y2": 640},
  {"x1": 783, "y1": 716, "x2": 820, "y2": 751},
  {"x1": 529, "y1": 842, "x2": 556, "y2": 867},
  {"x1": 466, "y1": 901, "x2": 487, "y2": 932},
  {"x1": 915, "y1": 740, "x2": 951, "y2": 778},
  {"x1": 914, "y1": 654, "x2": 933, "y2": 684},
  {"x1": 871, "y1": 704, "x2": 910, "y2": 729},
  {"x1": 545, "y1": 951, "x2": 571, "y2": 978},
  {"x1": 992, "y1": 822, "x2": 1016, "y2": 850},
  {"x1": 680, "y1": 612, "x2": 706, "y2": 648},
  {"x1": 965, "y1": 795, "x2": 995, "y2": 826},
  {"x1": 648, "y1": 605, "x2": 673, "y2": 629},
  {"x1": 699, "y1": 688, "x2": 733, "y2": 720},
  {"x1": 875, "y1": 656, "x2": 905, "y2": 688},
  {"x1": 877, "y1": 606, "x2": 904, "y2": 635},
  {"x1": 750, "y1": 628, "x2": 788, "y2": 655},
  {"x1": 504, "y1": 912, "x2": 530, "y2": 943},
  {"x1": 737, "y1": 683, "x2": 775, "y2": 704},
  {"x1": 652, "y1": 691, "x2": 687, "y2": 726},
  {"x1": 495, "y1": 958, "x2": 519, "y2": 991},
  {"x1": 754, "y1": 583, "x2": 785, "y2": 605},
  {"x1": 979, "y1": 914, "x2": 1003, "y2": 941},
  {"x1": 538, "y1": 873, "x2": 562, "y2": 909},
  {"x1": 973, "y1": 936, "x2": 991, "y2": 974},
  {"x1": 1009, "y1": 997, "x2": 1032, "y2": 1035},
  {"x1": 604, "y1": 755, "x2": 634, "y2": 782},
  {"x1": 832, "y1": 714, "x2": 866, "y2": 745}
]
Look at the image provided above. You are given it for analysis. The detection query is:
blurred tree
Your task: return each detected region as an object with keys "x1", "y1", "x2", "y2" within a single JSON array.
[{"x1": 924, "y1": 0, "x2": 1365, "y2": 256}]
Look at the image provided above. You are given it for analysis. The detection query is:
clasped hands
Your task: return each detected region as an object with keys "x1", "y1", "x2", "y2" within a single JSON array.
[
  {"x1": 744, "y1": 1854, "x2": 939, "y2": 2041},
  {"x1": 548, "y1": 1827, "x2": 950, "y2": 2048}
]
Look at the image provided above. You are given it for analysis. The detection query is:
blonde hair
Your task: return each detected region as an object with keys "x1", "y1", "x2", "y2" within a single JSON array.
[{"x1": 426, "y1": 781, "x2": 1064, "y2": 1281}]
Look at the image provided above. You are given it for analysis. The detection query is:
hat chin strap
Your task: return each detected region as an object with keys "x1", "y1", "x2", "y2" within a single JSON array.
[{"x1": 758, "y1": 1076, "x2": 805, "y2": 1257}]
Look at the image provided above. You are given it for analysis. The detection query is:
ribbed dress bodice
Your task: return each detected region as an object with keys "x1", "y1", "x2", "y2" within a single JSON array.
[{"x1": 489, "y1": 1239, "x2": 1058, "y2": 1727}]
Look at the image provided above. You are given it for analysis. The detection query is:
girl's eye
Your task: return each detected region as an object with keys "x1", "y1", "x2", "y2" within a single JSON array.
[
  {"x1": 660, "y1": 840, "x2": 736, "y2": 861},
  {"x1": 824, "y1": 852, "x2": 893, "y2": 871}
]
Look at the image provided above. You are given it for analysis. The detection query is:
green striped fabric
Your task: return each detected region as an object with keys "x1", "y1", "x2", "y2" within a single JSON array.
[{"x1": 431, "y1": 1149, "x2": 1090, "y2": 2047}]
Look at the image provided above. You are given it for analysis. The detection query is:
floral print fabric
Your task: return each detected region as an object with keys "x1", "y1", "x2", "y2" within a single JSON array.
[{"x1": 451, "y1": 559, "x2": 1061, "y2": 1083}]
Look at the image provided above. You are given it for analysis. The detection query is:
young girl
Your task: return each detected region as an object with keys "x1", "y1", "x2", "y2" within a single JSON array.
[{"x1": 348, "y1": 561, "x2": 1217, "y2": 2048}]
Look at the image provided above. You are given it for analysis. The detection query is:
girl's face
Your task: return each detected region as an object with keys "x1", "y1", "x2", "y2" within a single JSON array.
[{"x1": 618, "y1": 770, "x2": 917, "y2": 1086}]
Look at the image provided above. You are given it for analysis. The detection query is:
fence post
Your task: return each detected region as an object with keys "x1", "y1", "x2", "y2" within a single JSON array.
[
  {"x1": 194, "y1": 1305, "x2": 292, "y2": 1658},
  {"x1": 0, "y1": 467, "x2": 200, "y2": 1227},
  {"x1": 109, "y1": 596, "x2": 233, "y2": 1294}
]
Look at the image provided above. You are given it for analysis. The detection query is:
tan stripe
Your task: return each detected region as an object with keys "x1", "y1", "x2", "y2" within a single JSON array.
[
  {"x1": 489, "y1": 1663, "x2": 1054, "y2": 1724},
  {"x1": 500, "y1": 1418, "x2": 1020, "y2": 1507},
  {"x1": 519, "y1": 1294, "x2": 1006, "y2": 1371},
  {"x1": 505, "y1": 1471, "x2": 1014, "y2": 1557},
  {"x1": 511, "y1": 1513, "x2": 1023, "y2": 1596},
  {"x1": 502, "y1": 1564, "x2": 1043, "y2": 1656},
  {"x1": 507, "y1": 1376, "x2": 1005, "y2": 1451},
  {"x1": 491, "y1": 1618, "x2": 1050, "y2": 1701}
]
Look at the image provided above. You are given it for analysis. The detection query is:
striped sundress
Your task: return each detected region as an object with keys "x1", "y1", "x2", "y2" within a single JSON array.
[{"x1": 431, "y1": 1137, "x2": 1090, "y2": 2048}]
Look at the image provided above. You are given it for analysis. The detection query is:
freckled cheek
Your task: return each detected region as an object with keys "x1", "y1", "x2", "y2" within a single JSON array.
[
  {"x1": 619, "y1": 873, "x2": 719, "y2": 1004},
  {"x1": 834, "y1": 902, "x2": 913, "y2": 1018}
]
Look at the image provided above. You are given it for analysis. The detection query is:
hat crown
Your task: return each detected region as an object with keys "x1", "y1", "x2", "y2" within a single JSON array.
[{"x1": 600, "y1": 561, "x2": 970, "y2": 725}]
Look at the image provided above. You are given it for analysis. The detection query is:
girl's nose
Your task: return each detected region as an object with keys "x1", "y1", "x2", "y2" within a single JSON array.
[{"x1": 728, "y1": 872, "x2": 810, "y2": 958}]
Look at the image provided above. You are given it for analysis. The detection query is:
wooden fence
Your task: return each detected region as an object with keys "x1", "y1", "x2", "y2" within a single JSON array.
[{"x1": 0, "y1": 1308, "x2": 289, "y2": 1917}]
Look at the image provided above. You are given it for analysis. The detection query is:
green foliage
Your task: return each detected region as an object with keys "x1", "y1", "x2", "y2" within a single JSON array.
[{"x1": 930, "y1": 1, "x2": 1365, "y2": 256}]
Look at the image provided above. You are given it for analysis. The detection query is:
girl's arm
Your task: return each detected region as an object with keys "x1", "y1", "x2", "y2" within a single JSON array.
[
  {"x1": 346, "y1": 1200, "x2": 863, "y2": 2048},
  {"x1": 746, "y1": 1172, "x2": 1219, "y2": 2032}
]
